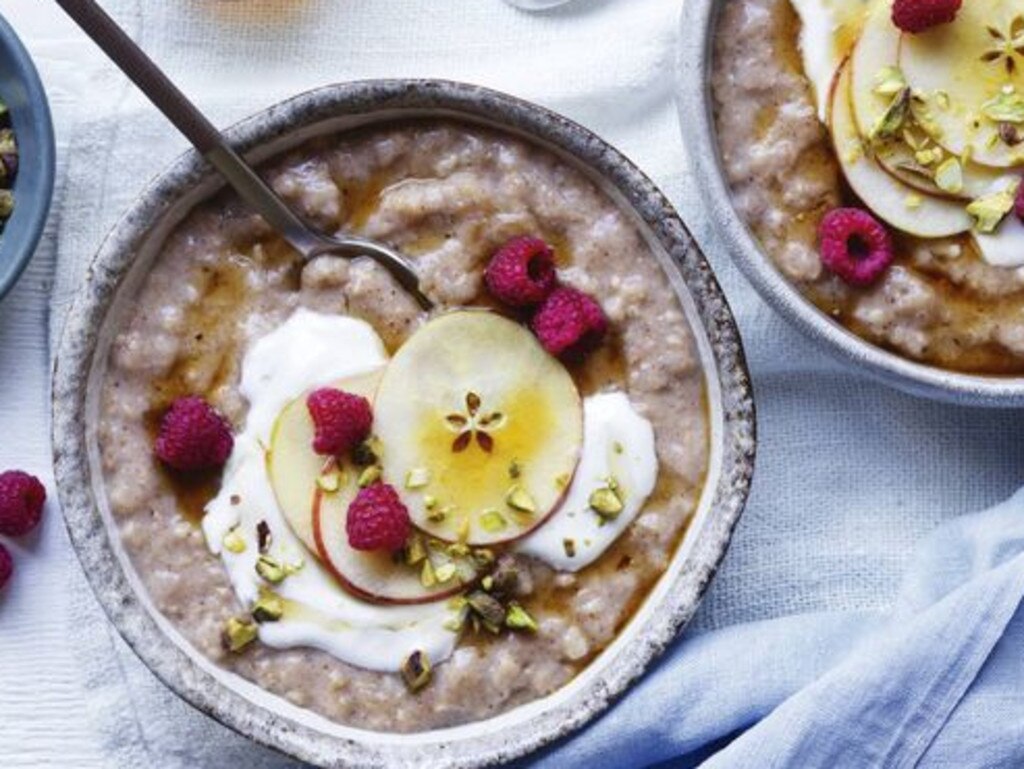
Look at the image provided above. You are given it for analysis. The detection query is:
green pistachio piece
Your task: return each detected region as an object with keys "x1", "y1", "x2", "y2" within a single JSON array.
[
  {"x1": 967, "y1": 181, "x2": 1020, "y2": 234},
  {"x1": 420, "y1": 559, "x2": 437, "y2": 588},
  {"x1": 357, "y1": 466, "x2": 381, "y2": 487},
  {"x1": 221, "y1": 617, "x2": 259, "y2": 652},
  {"x1": 401, "y1": 650, "x2": 432, "y2": 692},
  {"x1": 405, "y1": 467, "x2": 431, "y2": 489},
  {"x1": 480, "y1": 509, "x2": 507, "y2": 533},
  {"x1": 505, "y1": 484, "x2": 536, "y2": 515},
  {"x1": 434, "y1": 562, "x2": 458, "y2": 583},
  {"x1": 0, "y1": 129, "x2": 15, "y2": 155},
  {"x1": 317, "y1": 470, "x2": 342, "y2": 493},
  {"x1": 982, "y1": 89, "x2": 1024, "y2": 124},
  {"x1": 255, "y1": 555, "x2": 287, "y2": 584},
  {"x1": 934, "y1": 157, "x2": 963, "y2": 194},
  {"x1": 252, "y1": 591, "x2": 284, "y2": 623},
  {"x1": 222, "y1": 527, "x2": 247, "y2": 554},
  {"x1": 870, "y1": 87, "x2": 911, "y2": 142},
  {"x1": 0, "y1": 190, "x2": 12, "y2": 219},
  {"x1": 405, "y1": 535, "x2": 427, "y2": 566},
  {"x1": 505, "y1": 602, "x2": 538, "y2": 633},
  {"x1": 589, "y1": 486, "x2": 624, "y2": 520},
  {"x1": 467, "y1": 590, "x2": 506, "y2": 626},
  {"x1": 873, "y1": 66, "x2": 907, "y2": 96}
]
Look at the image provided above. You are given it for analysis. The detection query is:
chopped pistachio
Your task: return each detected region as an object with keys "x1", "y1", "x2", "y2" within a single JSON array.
[
  {"x1": 221, "y1": 617, "x2": 259, "y2": 653},
  {"x1": 457, "y1": 515, "x2": 471, "y2": 542},
  {"x1": 424, "y1": 494, "x2": 438, "y2": 510},
  {"x1": 480, "y1": 509, "x2": 508, "y2": 533},
  {"x1": 481, "y1": 575, "x2": 495, "y2": 591},
  {"x1": 434, "y1": 562, "x2": 458, "y2": 583},
  {"x1": 447, "y1": 542, "x2": 471, "y2": 558},
  {"x1": 471, "y1": 548, "x2": 495, "y2": 568},
  {"x1": 870, "y1": 87, "x2": 911, "y2": 141},
  {"x1": 563, "y1": 538, "x2": 577, "y2": 558},
  {"x1": 589, "y1": 486, "x2": 624, "y2": 520},
  {"x1": 905, "y1": 193, "x2": 923, "y2": 210},
  {"x1": 505, "y1": 484, "x2": 536, "y2": 515},
  {"x1": 467, "y1": 591, "x2": 506, "y2": 626},
  {"x1": 914, "y1": 147, "x2": 941, "y2": 166},
  {"x1": 873, "y1": 66, "x2": 907, "y2": 96},
  {"x1": 443, "y1": 606, "x2": 469, "y2": 632},
  {"x1": 427, "y1": 505, "x2": 449, "y2": 523},
  {"x1": 982, "y1": 89, "x2": 1024, "y2": 124},
  {"x1": 0, "y1": 189, "x2": 14, "y2": 219},
  {"x1": 420, "y1": 558, "x2": 437, "y2": 588},
  {"x1": 967, "y1": 181, "x2": 1020, "y2": 233},
  {"x1": 252, "y1": 591, "x2": 284, "y2": 623},
  {"x1": 505, "y1": 602, "x2": 539, "y2": 633},
  {"x1": 934, "y1": 157, "x2": 963, "y2": 194},
  {"x1": 405, "y1": 467, "x2": 431, "y2": 489},
  {"x1": 222, "y1": 527, "x2": 247, "y2": 554},
  {"x1": 447, "y1": 595, "x2": 468, "y2": 611},
  {"x1": 401, "y1": 650, "x2": 432, "y2": 692},
  {"x1": 316, "y1": 470, "x2": 342, "y2": 493},
  {"x1": 255, "y1": 555, "x2": 287, "y2": 584},
  {"x1": 405, "y1": 535, "x2": 427, "y2": 566},
  {"x1": 357, "y1": 465, "x2": 381, "y2": 487},
  {"x1": 284, "y1": 558, "x2": 305, "y2": 576}
]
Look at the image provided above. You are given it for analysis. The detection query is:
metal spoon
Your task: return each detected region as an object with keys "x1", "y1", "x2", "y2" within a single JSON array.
[{"x1": 55, "y1": 0, "x2": 433, "y2": 310}]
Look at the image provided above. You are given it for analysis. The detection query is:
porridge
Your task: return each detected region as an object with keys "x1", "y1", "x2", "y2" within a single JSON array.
[
  {"x1": 0, "y1": 97, "x2": 17, "y2": 231},
  {"x1": 713, "y1": 0, "x2": 1024, "y2": 374},
  {"x1": 97, "y1": 120, "x2": 710, "y2": 731}
]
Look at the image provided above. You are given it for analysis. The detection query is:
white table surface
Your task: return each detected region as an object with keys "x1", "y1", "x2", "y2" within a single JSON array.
[{"x1": 4, "y1": 1, "x2": 1024, "y2": 767}]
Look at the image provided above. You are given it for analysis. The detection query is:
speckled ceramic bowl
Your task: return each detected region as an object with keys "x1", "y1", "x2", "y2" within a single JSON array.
[
  {"x1": 0, "y1": 13, "x2": 55, "y2": 301},
  {"x1": 52, "y1": 80, "x2": 755, "y2": 767},
  {"x1": 677, "y1": 0, "x2": 1024, "y2": 407}
]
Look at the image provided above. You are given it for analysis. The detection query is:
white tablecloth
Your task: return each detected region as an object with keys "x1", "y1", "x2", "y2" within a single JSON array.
[{"x1": 2, "y1": 0, "x2": 1023, "y2": 766}]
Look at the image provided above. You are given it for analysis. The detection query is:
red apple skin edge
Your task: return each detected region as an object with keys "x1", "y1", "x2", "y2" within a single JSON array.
[{"x1": 311, "y1": 484, "x2": 475, "y2": 607}]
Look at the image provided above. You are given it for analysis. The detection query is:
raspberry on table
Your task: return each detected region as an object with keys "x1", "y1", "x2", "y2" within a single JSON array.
[
  {"x1": 818, "y1": 208, "x2": 895, "y2": 287},
  {"x1": 892, "y1": 0, "x2": 961, "y2": 33},
  {"x1": 530, "y1": 286, "x2": 608, "y2": 360},
  {"x1": 0, "y1": 470, "x2": 46, "y2": 537},
  {"x1": 345, "y1": 483, "x2": 411, "y2": 552},
  {"x1": 0, "y1": 542, "x2": 11, "y2": 592},
  {"x1": 484, "y1": 236, "x2": 558, "y2": 307},
  {"x1": 155, "y1": 396, "x2": 234, "y2": 472},
  {"x1": 307, "y1": 388, "x2": 373, "y2": 457}
]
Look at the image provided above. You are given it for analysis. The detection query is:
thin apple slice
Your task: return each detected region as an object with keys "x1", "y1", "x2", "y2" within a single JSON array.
[
  {"x1": 972, "y1": 205, "x2": 1024, "y2": 268},
  {"x1": 849, "y1": 0, "x2": 902, "y2": 140},
  {"x1": 373, "y1": 311, "x2": 583, "y2": 547},
  {"x1": 266, "y1": 369, "x2": 383, "y2": 554},
  {"x1": 899, "y1": 0, "x2": 1024, "y2": 168},
  {"x1": 875, "y1": 143, "x2": 1006, "y2": 200},
  {"x1": 830, "y1": 61, "x2": 972, "y2": 238},
  {"x1": 313, "y1": 478, "x2": 476, "y2": 605}
]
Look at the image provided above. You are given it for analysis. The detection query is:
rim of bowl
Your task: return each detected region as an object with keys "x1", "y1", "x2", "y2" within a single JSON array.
[
  {"x1": 0, "y1": 13, "x2": 56, "y2": 301},
  {"x1": 51, "y1": 79, "x2": 756, "y2": 767},
  {"x1": 676, "y1": 0, "x2": 1024, "y2": 407}
]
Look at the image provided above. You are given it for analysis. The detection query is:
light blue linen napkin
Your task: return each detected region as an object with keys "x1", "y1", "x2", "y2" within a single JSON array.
[{"x1": 529, "y1": 487, "x2": 1024, "y2": 768}]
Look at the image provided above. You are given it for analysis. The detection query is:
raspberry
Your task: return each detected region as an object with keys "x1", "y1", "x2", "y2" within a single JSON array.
[
  {"x1": 819, "y1": 208, "x2": 895, "y2": 287},
  {"x1": 307, "y1": 388, "x2": 373, "y2": 456},
  {"x1": 0, "y1": 470, "x2": 46, "y2": 536},
  {"x1": 892, "y1": 0, "x2": 961, "y2": 33},
  {"x1": 531, "y1": 286, "x2": 608, "y2": 360},
  {"x1": 484, "y1": 236, "x2": 558, "y2": 307},
  {"x1": 155, "y1": 396, "x2": 234, "y2": 472},
  {"x1": 345, "y1": 483, "x2": 410, "y2": 551},
  {"x1": 0, "y1": 543, "x2": 11, "y2": 592}
]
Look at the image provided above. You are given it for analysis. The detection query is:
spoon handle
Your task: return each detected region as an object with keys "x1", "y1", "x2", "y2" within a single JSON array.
[{"x1": 54, "y1": 0, "x2": 321, "y2": 254}]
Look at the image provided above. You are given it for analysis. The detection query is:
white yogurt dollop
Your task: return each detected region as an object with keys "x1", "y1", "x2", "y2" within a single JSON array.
[
  {"x1": 203, "y1": 309, "x2": 458, "y2": 673},
  {"x1": 517, "y1": 391, "x2": 658, "y2": 571}
]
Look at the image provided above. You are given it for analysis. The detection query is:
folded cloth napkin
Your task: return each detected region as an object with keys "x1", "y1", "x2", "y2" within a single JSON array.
[
  {"x1": 527, "y1": 488, "x2": 1024, "y2": 768},
  {"x1": 25, "y1": 0, "x2": 1024, "y2": 766}
]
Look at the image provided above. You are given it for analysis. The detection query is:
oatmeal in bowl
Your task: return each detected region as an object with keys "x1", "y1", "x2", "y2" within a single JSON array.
[
  {"x1": 53, "y1": 82, "x2": 754, "y2": 766},
  {"x1": 681, "y1": 0, "x2": 1024, "y2": 403}
]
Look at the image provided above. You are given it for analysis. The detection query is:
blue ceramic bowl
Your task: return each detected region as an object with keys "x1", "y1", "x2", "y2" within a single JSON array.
[{"x1": 0, "y1": 12, "x2": 55, "y2": 301}]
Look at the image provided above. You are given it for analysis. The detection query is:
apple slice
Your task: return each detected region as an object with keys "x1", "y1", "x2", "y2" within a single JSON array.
[
  {"x1": 313, "y1": 478, "x2": 477, "y2": 605},
  {"x1": 972, "y1": 206, "x2": 1024, "y2": 268},
  {"x1": 899, "y1": 0, "x2": 1024, "y2": 168},
  {"x1": 830, "y1": 60, "x2": 972, "y2": 238},
  {"x1": 849, "y1": 0, "x2": 903, "y2": 140},
  {"x1": 373, "y1": 311, "x2": 583, "y2": 546},
  {"x1": 266, "y1": 369, "x2": 382, "y2": 554},
  {"x1": 875, "y1": 143, "x2": 1006, "y2": 201}
]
